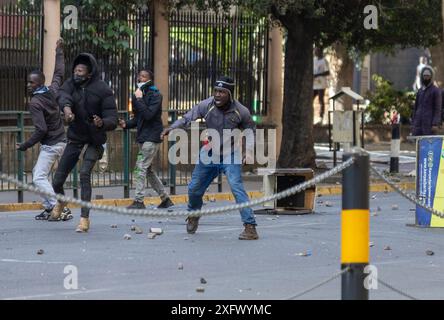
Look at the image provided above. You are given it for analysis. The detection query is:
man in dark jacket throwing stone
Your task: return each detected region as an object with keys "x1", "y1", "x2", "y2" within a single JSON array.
[
  {"x1": 50, "y1": 53, "x2": 118, "y2": 232},
  {"x1": 119, "y1": 68, "x2": 174, "y2": 209}
]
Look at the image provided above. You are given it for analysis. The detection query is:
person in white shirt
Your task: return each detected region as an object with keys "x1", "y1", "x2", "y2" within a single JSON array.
[
  {"x1": 313, "y1": 47, "x2": 330, "y2": 122},
  {"x1": 413, "y1": 56, "x2": 428, "y2": 91}
]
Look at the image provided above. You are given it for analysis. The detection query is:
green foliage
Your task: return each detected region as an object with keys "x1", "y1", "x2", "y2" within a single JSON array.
[
  {"x1": 62, "y1": 0, "x2": 148, "y2": 55},
  {"x1": 365, "y1": 74, "x2": 415, "y2": 125},
  {"x1": 169, "y1": 0, "x2": 443, "y2": 57}
]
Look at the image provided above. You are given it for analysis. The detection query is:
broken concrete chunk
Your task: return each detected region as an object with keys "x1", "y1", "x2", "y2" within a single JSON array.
[
  {"x1": 297, "y1": 250, "x2": 312, "y2": 257},
  {"x1": 147, "y1": 233, "x2": 157, "y2": 239},
  {"x1": 123, "y1": 234, "x2": 132, "y2": 240},
  {"x1": 384, "y1": 246, "x2": 392, "y2": 251},
  {"x1": 200, "y1": 277, "x2": 207, "y2": 284},
  {"x1": 391, "y1": 204, "x2": 399, "y2": 210},
  {"x1": 325, "y1": 201, "x2": 333, "y2": 207},
  {"x1": 426, "y1": 250, "x2": 435, "y2": 256},
  {"x1": 133, "y1": 226, "x2": 143, "y2": 234},
  {"x1": 37, "y1": 249, "x2": 44, "y2": 255},
  {"x1": 149, "y1": 227, "x2": 163, "y2": 235},
  {"x1": 178, "y1": 262, "x2": 184, "y2": 270},
  {"x1": 369, "y1": 242, "x2": 375, "y2": 247}
]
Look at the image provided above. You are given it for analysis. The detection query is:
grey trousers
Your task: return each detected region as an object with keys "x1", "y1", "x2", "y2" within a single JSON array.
[{"x1": 133, "y1": 141, "x2": 168, "y2": 202}]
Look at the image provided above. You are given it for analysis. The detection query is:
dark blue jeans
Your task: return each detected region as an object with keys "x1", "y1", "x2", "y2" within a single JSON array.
[{"x1": 188, "y1": 151, "x2": 256, "y2": 225}]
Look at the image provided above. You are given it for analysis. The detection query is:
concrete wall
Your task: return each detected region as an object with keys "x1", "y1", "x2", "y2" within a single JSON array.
[{"x1": 370, "y1": 47, "x2": 429, "y2": 91}]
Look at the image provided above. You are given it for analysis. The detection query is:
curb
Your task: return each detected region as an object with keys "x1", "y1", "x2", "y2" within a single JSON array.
[{"x1": 0, "y1": 182, "x2": 415, "y2": 213}]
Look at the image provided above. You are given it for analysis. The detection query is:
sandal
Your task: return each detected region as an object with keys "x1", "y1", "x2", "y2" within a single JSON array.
[{"x1": 35, "y1": 210, "x2": 51, "y2": 221}]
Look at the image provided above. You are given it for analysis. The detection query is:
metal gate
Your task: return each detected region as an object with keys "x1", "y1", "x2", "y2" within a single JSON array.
[
  {"x1": 169, "y1": 10, "x2": 269, "y2": 117},
  {"x1": 0, "y1": 0, "x2": 44, "y2": 111},
  {"x1": 61, "y1": 3, "x2": 154, "y2": 111}
]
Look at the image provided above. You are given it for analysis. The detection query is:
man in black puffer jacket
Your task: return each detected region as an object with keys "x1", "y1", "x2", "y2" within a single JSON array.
[
  {"x1": 119, "y1": 68, "x2": 174, "y2": 210},
  {"x1": 50, "y1": 53, "x2": 117, "y2": 232}
]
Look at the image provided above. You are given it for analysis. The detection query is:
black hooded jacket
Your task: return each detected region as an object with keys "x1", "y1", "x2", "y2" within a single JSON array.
[
  {"x1": 125, "y1": 83, "x2": 163, "y2": 144},
  {"x1": 58, "y1": 53, "x2": 117, "y2": 146}
]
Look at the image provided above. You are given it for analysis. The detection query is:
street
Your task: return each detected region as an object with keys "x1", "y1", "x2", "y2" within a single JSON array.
[{"x1": 1, "y1": 192, "x2": 443, "y2": 300}]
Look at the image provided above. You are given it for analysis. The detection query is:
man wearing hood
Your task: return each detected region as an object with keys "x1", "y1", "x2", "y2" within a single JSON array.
[
  {"x1": 50, "y1": 52, "x2": 118, "y2": 232},
  {"x1": 412, "y1": 66, "x2": 442, "y2": 136},
  {"x1": 119, "y1": 68, "x2": 174, "y2": 210},
  {"x1": 161, "y1": 76, "x2": 259, "y2": 240},
  {"x1": 16, "y1": 39, "x2": 72, "y2": 221}
]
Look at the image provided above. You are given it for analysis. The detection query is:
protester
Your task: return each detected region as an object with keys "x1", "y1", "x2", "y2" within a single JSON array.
[
  {"x1": 16, "y1": 39, "x2": 72, "y2": 221},
  {"x1": 119, "y1": 68, "x2": 174, "y2": 210},
  {"x1": 161, "y1": 76, "x2": 259, "y2": 240},
  {"x1": 51, "y1": 52, "x2": 118, "y2": 232}
]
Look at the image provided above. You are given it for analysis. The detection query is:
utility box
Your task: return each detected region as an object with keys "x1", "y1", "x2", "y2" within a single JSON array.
[{"x1": 255, "y1": 168, "x2": 316, "y2": 215}]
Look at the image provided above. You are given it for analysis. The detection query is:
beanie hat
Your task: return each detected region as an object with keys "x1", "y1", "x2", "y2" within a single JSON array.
[{"x1": 214, "y1": 76, "x2": 235, "y2": 101}]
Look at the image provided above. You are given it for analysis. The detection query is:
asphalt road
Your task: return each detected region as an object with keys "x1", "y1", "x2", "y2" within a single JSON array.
[{"x1": 1, "y1": 192, "x2": 443, "y2": 300}]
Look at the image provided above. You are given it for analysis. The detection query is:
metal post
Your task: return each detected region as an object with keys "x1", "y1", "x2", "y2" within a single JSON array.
[
  {"x1": 341, "y1": 150, "x2": 369, "y2": 300},
  {"x1": 17, "y1": 112, "x2": 24, "y2": 203},
  {"x1": 390, "y1": 123, "x2": 400, "y2": 173},
  {"x1": 123, "y1": 111, "x2": 130, "y2": 198}
]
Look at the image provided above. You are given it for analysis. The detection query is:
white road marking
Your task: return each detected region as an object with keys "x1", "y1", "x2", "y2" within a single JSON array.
[
  {"x1": 0, "y1": 259, "x2": 71, "y2": 265},
  {"x1": 3, "y1": 288, "x2": 111, "y2": 300}
]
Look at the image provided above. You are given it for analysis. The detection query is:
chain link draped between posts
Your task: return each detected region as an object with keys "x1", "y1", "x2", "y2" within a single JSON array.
[
  {"x1": 369, "y1": 165, "x2": 444, "y2": 219},
  {"x1": 285, "y1": 267, "x2": 350, "y2": 300},
  {"x1": 0, "y1": 157, "x2": 355, "y2": 218},
  {"x1": 377, "y1": 276, "x2": 418, "y2": 300}
]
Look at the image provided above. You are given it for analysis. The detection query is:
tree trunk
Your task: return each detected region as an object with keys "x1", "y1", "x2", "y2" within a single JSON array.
[
  {"x1": 331, "y1": 42, "x2": 354, "y2": 109},
  {"x1": 277, "y1": 17, "x2": 315, "y2": 168}
]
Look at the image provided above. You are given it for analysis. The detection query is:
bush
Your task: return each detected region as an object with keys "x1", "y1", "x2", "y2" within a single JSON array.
[{"x1": 365, "y1": 74, "x2": 415, "y2": 125}]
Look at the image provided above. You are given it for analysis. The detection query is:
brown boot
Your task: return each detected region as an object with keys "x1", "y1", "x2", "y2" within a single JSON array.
[
  {"x1": 238, "y1": 224, "x2": 259, "y2": 240},
  {"x1": 185, "y1": 216, "x2": 200, "y2": 234},
  {"x1": 48, "y1": 202, "x2": 66, "y2": 221},
  {"x1": 75, "y1": 217, "x2": 90, "y2": 233}
]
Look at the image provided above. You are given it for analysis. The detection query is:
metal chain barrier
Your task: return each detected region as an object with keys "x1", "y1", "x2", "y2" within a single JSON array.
[
  {"x1": 0, "y1": 156, "x2": 355, "y2": 218},
  {"x1": 285, "y1": 267, "x2": 350, "y2": 300},
  {"x1": 369, "y1": 165, "x2": 444, "y2": 219},
  {"x1": 377, "y1": 276, "x2": 419, "y2": 300}
]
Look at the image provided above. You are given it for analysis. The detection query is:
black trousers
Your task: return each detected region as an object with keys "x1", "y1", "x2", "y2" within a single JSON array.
[{"x1": 52, "y1": 142, "x2": 104, "y2": 218}]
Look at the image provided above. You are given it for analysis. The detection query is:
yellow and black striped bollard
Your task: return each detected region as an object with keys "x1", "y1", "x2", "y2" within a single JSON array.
[{"x1": 341, "y1": 151, "x2": 370, "y2": 300}]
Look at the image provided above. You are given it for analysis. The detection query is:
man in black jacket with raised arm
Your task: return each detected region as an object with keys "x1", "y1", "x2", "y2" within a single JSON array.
[
  {"x1": 16, "y1": 39, "x2": 72, "y2": 221},
  {"x1": 50, "y1": 53, "x2": 118, "y2": 233}
]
